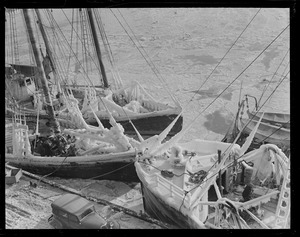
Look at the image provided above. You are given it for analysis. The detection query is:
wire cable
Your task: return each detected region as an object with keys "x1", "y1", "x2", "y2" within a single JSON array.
[
  {"x1": 257, "y1": 48, "x2": 290, "y2": 107},
  {"x1": 185, "y1": 24, "x2": 290, "y2": 133},
  {"x1": 187, "y1": 8, "x2": 262, "y2": 107},
  {"x1": 110, "y1": 9, "x2": 180, "y2": 106},
  {"x1": 88, "y1": 160, "x2": 135, "y2": 180}
]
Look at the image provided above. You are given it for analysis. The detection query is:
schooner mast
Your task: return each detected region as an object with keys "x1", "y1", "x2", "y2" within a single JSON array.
[
  {"x1": 86, "y1": 8, "x2": 109, "y2": 88},
  {"x1": 34, "y1": 9, "x2": 62, "y2": 96},
  {"x1": 22, "y1": 9, "x2": 61, "y2": 133}
]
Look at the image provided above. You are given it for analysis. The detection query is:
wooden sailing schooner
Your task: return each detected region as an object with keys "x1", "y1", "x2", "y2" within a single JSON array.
[{"x1": 5, "y1": 8, "x2": 183, "y2": 137}]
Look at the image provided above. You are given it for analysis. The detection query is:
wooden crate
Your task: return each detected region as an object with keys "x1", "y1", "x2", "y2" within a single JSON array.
[{"x1": 5, "y1": 168, "x2": 23, "y2": 185}]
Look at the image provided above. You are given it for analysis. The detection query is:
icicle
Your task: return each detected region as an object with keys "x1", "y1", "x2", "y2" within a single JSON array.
[
  {"x1": 136, "y1": 84, "x2": 140, "y2": 102},
  {"x1": 139, "y1": 111, "x2": 183, "y2": 154},
  {"x1": 89, "y1": 104, "x2": 104, "y2": 129},
  {"x1": 115, "y1": 71, "x2": 123, "y2": 89},
  {"x1": 99, "y1": 97, "x2": 134, "y2": 151},
  {"x1": 98, "y1": 97, "x2": 116, "y2": 125},
  {"x1": 130, "y1": 121, "x2": 144, "y2": 142},
  {"x1": 239, "y1": 111, "x2": 265, "y2": 156},
  {"x1": 65, "y1": 94, "x2": 90, "y2": 130}
]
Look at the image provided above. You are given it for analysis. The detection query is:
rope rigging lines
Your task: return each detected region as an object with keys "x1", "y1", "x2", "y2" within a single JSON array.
[
  {"x1": 135, "y1": 11, "x2": 290, "y2": 216},
  {"x1": 6, "y1": 9, "x2": 21, "y2": 66},
  {"x1": 186, "y1": 8, "x2": 262, "y2": 107},
  {"x1": 186, "y1": 70, "x2": 290, "y2": 199},
  {"x1": 5, "y1": 10, "x2": 290, "y2": 228},
  {"x1": 20, "y1": 10, "x2": 36, "y2": 67},
  {"x1": 109, "y1": 9, "x2": 181, "y2": 107},
  {"x1": 179, "y1": 23, "x2": 290, "y2": 140},
  {"x1": 257, "y1": 48, "x2": 290, "y2": 107},
  {"x1": 43, "y1": 9, "x2": 74, "y2": 86},
  {"x1": 79, "y1": 9, "x2": 93, "y2": 76},
  {"x1": 93, "y1": 9, "x2": 123, "y2": 90},
  {"x1": 59, "y1": 9, "x2": 101, "y2": 88}
]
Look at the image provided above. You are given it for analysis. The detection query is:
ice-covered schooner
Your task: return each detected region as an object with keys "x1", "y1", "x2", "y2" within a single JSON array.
[
  {"x1": 5, "y1": 9, "x2": 183, "y2": 137},
  {"x1": 5, "y1": 8, "x2": 142, "y2": 182},
  {"x1": 5, "y1": 90, "x2": 141, "y2": 182},
  {"x1": 134, "y1": 108, "x2": 290, "y2": 229}
]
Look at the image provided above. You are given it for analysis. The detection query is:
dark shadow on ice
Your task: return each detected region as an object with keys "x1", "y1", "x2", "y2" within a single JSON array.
[
  {"x1": 189, "y1": 86, "x2": 233, "y2": 101},
  {"x1": 261, "y1": 47, "x2": 279, "y2": 70},
  {"x1": 203, "y1": 110, "x2": 232, "y2": 135},
  {"x1": 180, "y1": 54, "x2": 218, "y2": 66}
]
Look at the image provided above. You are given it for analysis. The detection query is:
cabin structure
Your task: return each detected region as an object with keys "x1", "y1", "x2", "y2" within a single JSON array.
[{"x1": 5, "y1": 64, "x2": 36, "y2": 102}]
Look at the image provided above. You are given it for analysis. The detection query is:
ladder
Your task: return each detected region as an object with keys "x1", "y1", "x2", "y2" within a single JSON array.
[
  {"x1": 10, "y1": 11, "x2": 20, "y2": 65},
  {"x1": 80, "y1": 9, "x2": 92, "y2": 74},
  {"x1": 273, "y1": 165, "x2": 290, "y2": 228},
  {"x1": 11, "y1": 113, "x2": 31, "y2": 157}
]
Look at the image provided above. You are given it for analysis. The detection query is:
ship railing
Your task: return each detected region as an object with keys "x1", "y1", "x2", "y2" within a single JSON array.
[
  {"x1": 5, "y1": 124, "x2": 13, "y2": 153},
  {"x1": 154, "y1": 173, "x2": 192, "y2": 207},
  {"x1": 11, "y1": 122, "x2": 31, "y2": 157}
]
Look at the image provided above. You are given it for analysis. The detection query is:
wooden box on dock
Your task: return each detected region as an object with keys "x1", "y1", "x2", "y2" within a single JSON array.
[{"x1": 5, "y1": 167, "x2": 23, "y2": 185}]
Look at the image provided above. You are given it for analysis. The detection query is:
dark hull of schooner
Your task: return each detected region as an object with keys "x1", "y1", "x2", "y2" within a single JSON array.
[
  {"x1": 6, "y1": 108, "x2": 183, "y2": 137},
  {"x1": 139, "y1": 182, "x2": 200, "y2": 229},
  {"x1": 6, "y1": 155, "x2": 139, "y2": 182},
  {"x1": 89, "y1": 114, "x2": 183, "y2": 138}
]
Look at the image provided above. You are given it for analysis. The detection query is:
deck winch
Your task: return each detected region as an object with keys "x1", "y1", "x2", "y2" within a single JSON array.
[{"x1": 188, "y1": 170, "x2": 207, "y2": 184}]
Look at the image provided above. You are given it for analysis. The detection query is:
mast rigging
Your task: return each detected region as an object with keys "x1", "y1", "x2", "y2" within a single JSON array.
[
  {"x1": 86, "y1": 8, "x2": 109, "y2": 88},
  {"x1": 22, "y1": 9, "x2": 61, "y2": 134}
]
